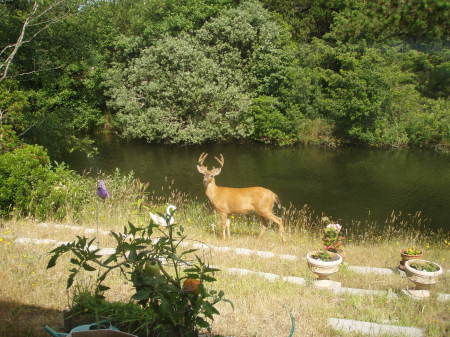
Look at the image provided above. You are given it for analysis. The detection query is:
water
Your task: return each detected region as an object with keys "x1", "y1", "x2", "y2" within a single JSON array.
[{"x1": 65, "y1": 135, "x2": 450, "y2": 232}]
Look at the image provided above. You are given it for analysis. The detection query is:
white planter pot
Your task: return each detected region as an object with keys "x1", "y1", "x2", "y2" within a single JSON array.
[
  {"x1": 404, "y1": 259, "x2": 443, "y2": 290},
  {"x1": 306, "y1": 251, "x2": 343, "y2": 284}
]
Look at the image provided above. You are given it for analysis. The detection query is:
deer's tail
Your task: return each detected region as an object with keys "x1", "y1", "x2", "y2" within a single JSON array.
[{"x1": 274, "y1": 193, "x2": 281, "y2": 210}]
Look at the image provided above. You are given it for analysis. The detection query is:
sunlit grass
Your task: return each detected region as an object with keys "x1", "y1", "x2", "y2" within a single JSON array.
[{"x1": 0, "y1": 186, "x2": 449, "y2": 337}]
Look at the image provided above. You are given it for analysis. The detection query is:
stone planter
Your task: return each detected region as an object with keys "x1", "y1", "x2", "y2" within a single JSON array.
[
  {"x1": 306, "y1": 251, "x2": 343, "y2": 289},
  {"x1": 399, "y1": 249, "x2": 423, "y2": 271},
  {"x1": 403, "y1": 259, "x2": 443, "y2": 299}
]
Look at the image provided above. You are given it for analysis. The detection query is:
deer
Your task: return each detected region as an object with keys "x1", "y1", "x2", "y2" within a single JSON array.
[{"x1": 196, "y1": 152, "x2": 285, "y2": 241}]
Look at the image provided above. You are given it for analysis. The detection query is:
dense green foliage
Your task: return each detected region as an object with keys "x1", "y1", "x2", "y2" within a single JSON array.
[
  {"x1": 0, "y1": 144, "x2": 148, "y2": 219},
  {"x1": 1, "y1": 0, "x2": 449, "y2": 155}
]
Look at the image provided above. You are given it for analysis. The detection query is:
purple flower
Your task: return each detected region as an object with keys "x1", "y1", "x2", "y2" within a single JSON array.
[{"x1": 97, "y1": 180, "x2": 109, "y2": 200}]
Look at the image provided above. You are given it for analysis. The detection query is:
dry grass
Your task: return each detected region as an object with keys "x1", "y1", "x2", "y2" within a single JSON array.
[{"x1": 0, "y1": 197, "x2": 449, "y2": 337}]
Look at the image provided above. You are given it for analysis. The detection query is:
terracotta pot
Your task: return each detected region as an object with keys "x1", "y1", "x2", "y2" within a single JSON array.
[
  {"x1": 399, "y1": 250, "x2": 423, "y2": 271},
  {"x1": 306, "y1": 251, "x2": 343, "y2": 280},
  {"x1": 404, "y1": 259, "x2": 443, "y2": 290}
]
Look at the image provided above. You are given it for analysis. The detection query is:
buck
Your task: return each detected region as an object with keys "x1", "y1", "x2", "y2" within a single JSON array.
[{"x1": 196, "y1": 152, "x2": 285, "y2": 240}]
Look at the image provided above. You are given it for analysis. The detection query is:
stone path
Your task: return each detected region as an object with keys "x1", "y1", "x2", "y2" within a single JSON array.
[
  {"x1": 34, "y1": 223, "x2": 409, "y2": 276},
  {"x1": 12, "y1": 235, "x2": 449, "y2": 302}
]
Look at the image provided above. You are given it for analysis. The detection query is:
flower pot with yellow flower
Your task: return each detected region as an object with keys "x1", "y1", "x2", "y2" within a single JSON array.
[{"x1": 399, "y1": 247, "x2": 423, "y2": 271}]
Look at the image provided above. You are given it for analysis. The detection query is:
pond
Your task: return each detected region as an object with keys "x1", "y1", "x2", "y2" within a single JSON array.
[{"x1": 64, "y1": 135, "x2": 450, "y2": 233}]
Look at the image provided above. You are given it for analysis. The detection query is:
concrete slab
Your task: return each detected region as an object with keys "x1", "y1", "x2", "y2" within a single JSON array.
[
  {"x1": 332, "y1": 287, "x2": 388, "y2": 297},
  {"x1": 234, "y1": 248, "x2": 253, "y2": 255},
  {"x1": 256, "y1": 272, "x2": 280, "y2": 282},
  {"x1": 314, "y1": 280, "x2": 341, "y2": 289},
  {"x1": 282, "y1": 276, "x2": 306, "y2": 286},
  {"x1": 348, "y1": 265, "x2": 395, "y2": 275},
  {"x1": 401, "y1": 289, "x2": 430, "y2": 300},
  {"x1": 328, "y1": 318, "x2": 425, "y2": 337},
  {"x1": 437, "y1": 293, "x2": 450, "y2": 302}
]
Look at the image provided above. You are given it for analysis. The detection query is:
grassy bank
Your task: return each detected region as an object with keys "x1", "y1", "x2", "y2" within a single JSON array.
[{"x1": 0, "y1": 183, "x2": 449, "y2": 337}]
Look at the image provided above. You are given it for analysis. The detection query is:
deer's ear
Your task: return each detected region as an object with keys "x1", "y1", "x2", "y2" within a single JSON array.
[{"x1": 197, "y1": 165, "x2": 207, "y2": 174}]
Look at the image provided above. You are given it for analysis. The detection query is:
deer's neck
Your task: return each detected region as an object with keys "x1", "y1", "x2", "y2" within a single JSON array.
[{"x1": 205, "y1": 180, "x2": 219, "y2": 202}]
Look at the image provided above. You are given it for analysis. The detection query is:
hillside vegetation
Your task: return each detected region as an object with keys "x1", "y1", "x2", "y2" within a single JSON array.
[{"x1": 1, "y1": 0, "x2": 449, "y2": 156}]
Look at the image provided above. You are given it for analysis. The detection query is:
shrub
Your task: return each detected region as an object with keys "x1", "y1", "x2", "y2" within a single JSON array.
[
  {"x1": 47, "y1": 209, "x2": 231, "y2": 337},
  {"x1": 249, "y1": 96, "x2": 296, "y2": 145},
  {"x1": 0, "y1": 144, "x2": 52, "y2": 217},
  {"x1": 0, "y1": 144, "x2": 90, "y2": 219}
]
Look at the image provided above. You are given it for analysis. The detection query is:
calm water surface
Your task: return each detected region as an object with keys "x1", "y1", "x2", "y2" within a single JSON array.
[{"x1": 65, "y1": 136, "x2": 450, "y2": 232}]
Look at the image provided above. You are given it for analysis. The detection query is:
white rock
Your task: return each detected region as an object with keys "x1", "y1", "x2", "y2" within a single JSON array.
[
  {"x1": 235, "y1": 248, "x2": 253, "y2": 255},
  {"x1": 332, "y1": 287, "x2": 388, "y2": 296},
  {"x1": 256, "y1": 250, "x2": 275, "y2": 258},
  {"x1": 282, "y1": 276, "x2": 306, "y2": 286},
  {"x1": 437, "y1": 293, "x2": 450, "y2": 302},
  {"x1": 214, "y1": 246, "x2": 231, "y2": 252},
  {"x1": 279, "y1": 254, "x2": 298, "y2": 261},
  {"x1": 226, "y1": 268, "x2": 253, "y2": 276},
  {"x1": 349, "y1": 265, "x2": 394, "y2": 275},
  {"x1": 256, "y1": 272, "x2": 280, "y2": 282},
  {"x1": 328, "y1": 318, "x2": 425, "y2": 337}
]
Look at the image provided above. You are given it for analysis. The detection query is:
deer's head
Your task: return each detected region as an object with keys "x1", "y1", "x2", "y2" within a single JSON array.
[{"x1": 197, "y1": 152, "x2": 224, "y2": 187}]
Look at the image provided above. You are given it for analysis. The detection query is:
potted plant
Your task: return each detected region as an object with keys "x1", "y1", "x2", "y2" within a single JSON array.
[
  {"x1": 404, "y1": 259, "x2": 443, "y2": 289},
  {"x1": 47, "y1": 206, "x2": 232, "y2": 337},
  {"x1": 306, "y1": 249, "x2": 343, "y2": 289},
  {"x1": 399, "y1": 247, "x2": 423, "y2": 271}
]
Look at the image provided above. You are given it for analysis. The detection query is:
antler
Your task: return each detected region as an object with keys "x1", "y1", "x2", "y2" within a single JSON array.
[
  {"x1": 214, "y1": 154, "x2": 224, "y2": 167},
  {"x1": 210, "y1": 153, "x2": 224, "y2": 176},
  {"x1": 198, "y1": 152, "x2": 208, "y2": 166},
  {"x1": 197, "y1": 152, "x2": 209, "y2": 174}
]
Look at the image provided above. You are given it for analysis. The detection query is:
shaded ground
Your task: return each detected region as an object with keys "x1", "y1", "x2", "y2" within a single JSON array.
[{"x1": 0, "y1": 300, "x2": 62, "y2": 337}]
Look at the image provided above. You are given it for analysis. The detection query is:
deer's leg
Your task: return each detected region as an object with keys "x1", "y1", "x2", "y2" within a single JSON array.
[
  {"x1": 226, "y1": 218, "x2": 231, "y2": 238},
  {"x1": 258, "y1": 217, "x2": 268, "y2": 239},
  {"x1": 219, "y1": 212, "x2": 228, "y2": 239},
  {"x1": 261, "y1": 212, "x2": 285, "y2": 241}
]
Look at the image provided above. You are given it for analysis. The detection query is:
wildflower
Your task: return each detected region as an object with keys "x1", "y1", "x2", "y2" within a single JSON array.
[
  {"x1": 96, "y1": 180, "x2": 109, "y2": 200},
  {"x1": 149, "y1": 205, "x2": 176, "y2": 226},
  {"x1": 326, "y1": 223, "x2": 342, "y2": 232}
]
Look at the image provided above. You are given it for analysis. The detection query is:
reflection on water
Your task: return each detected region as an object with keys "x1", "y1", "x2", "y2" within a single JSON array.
[{"x1": 64, "y1": 136, "x2": 450, "y2": 232}]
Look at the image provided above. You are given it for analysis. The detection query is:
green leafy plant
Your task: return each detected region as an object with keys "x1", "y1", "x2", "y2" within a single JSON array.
[
  {"x1": 311, "y1": 250, "x2": 339, "y2": 262},
  {"x1": 47, "y1": 208, "x2": 231, "y2": 337},
  {"x1": 322, "y1": 222, "x2": 345, "y2": 253},
  {"x1": 409, "y1": 261, "x2": 440, "y2": 272}
]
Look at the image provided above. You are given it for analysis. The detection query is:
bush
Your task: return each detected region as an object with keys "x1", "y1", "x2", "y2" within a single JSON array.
[
  {"x1": 249, "y1": 96, "x2": 296, "y2": 145},
  {"x1": 0, "y1": 144, "x2": 53, "y2": 217},
  {"x1": 48, "y1": 210, "x2": 231, "y2": 337},
  {"x1": 0, "y1": 144, "x2": 91, "y2": 219}
]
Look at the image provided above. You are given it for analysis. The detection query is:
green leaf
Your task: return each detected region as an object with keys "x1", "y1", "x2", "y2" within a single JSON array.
[
  {"x1": 82, "y1": 262, "x2": 96, "y2": 271},
  {"x1": 97, "y1": 285, "x2": 110, "y2": 292},
  {"x1": 70, "y1": 258, "x2": 80, "y2": 265},
  {"x1": 46, "y1": 254, "x2": 59, "y2": 269},
  {"x1": 67, "y1": 273, "x2": 75, "y2": 289}
]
